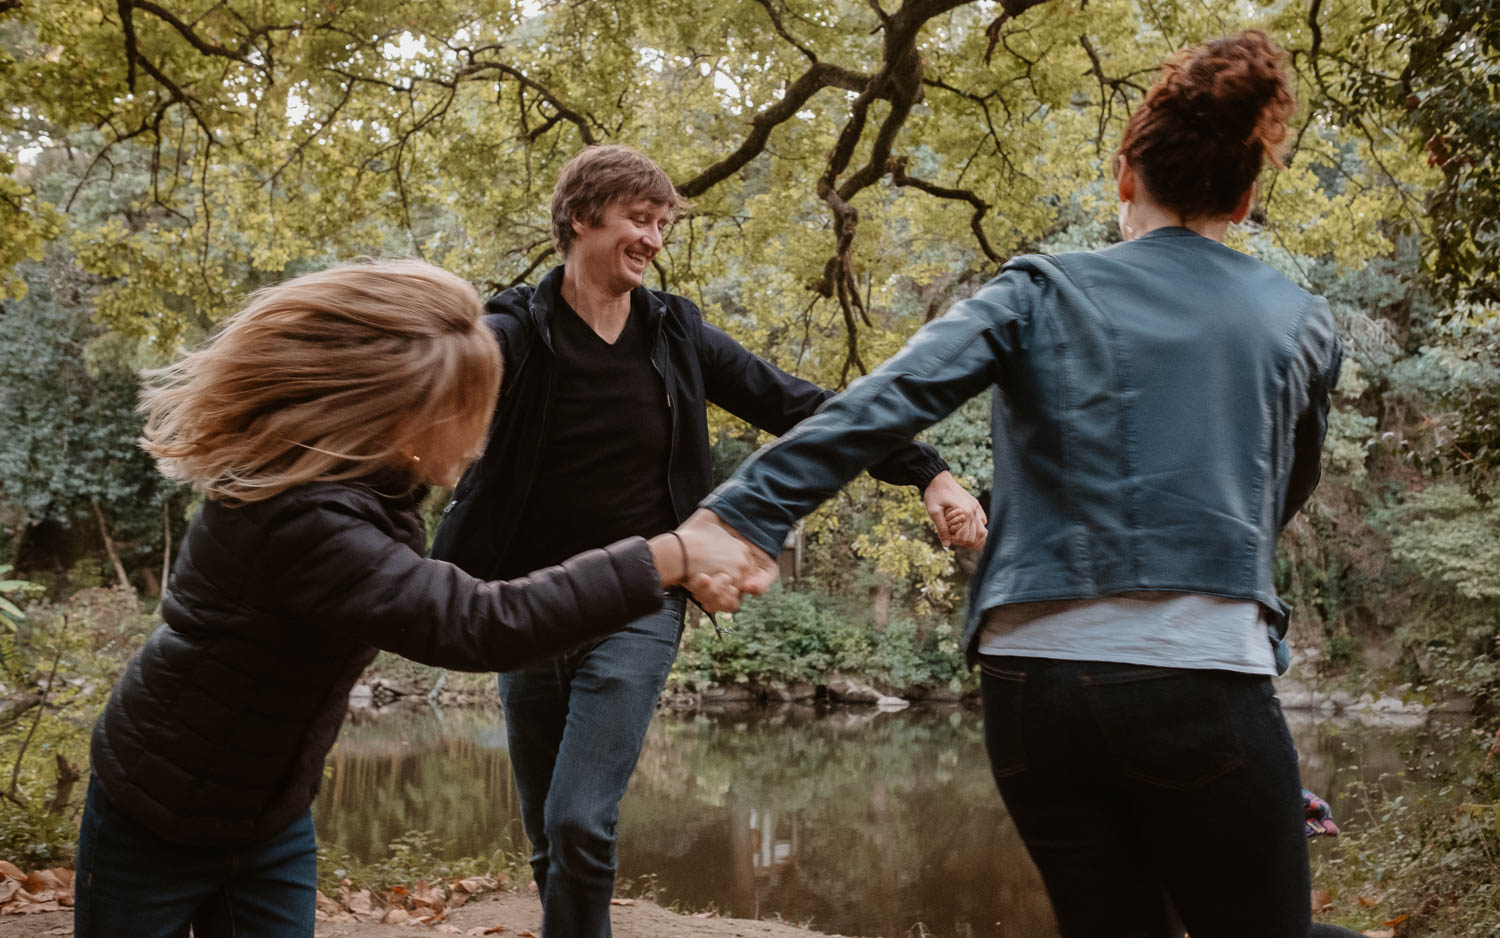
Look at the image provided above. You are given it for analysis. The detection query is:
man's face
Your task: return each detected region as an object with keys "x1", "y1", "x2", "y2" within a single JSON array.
[{"x1": 570, "y1": 198, "x2": 672, "y2": 294}]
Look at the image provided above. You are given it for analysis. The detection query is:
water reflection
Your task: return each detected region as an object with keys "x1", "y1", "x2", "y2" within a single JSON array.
[{"x1": 314, "y1": 704, "x2": 1465, "y2": 938}]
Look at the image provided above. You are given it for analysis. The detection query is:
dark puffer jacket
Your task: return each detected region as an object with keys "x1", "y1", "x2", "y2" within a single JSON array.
[{"x1": 90, "y1": 480, "x2": 663, "y2": 846}]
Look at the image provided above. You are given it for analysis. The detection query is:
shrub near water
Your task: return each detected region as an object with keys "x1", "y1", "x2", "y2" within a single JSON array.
[
  {"x1": 670, "y1": 584, "x2": 973, "y2": 696},
  {"x1": 0, "y1": 587, "x2": 153, "y2": 866}
]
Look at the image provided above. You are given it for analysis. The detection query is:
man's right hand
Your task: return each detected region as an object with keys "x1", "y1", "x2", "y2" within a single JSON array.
[
  {"x1": 676, "y1": 509, "x2": 780, "y2": 610},
  {"x1": 648, "y1": 510, "x2": 777, "y2": 612}
]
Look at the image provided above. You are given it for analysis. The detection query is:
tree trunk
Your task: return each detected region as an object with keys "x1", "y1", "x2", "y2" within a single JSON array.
[
  {"x1": 91, "y1": 498, "x2": 130, "y2": 590},
  {"x1": 871, "y1": 581, "x2": 893, "y2": 631},
  {"x1": 47, "y1": 755, "x2": 80, "y2": 816},
  {"x1": 9, "y1": 510, "x2": 26, "y2": 567}
]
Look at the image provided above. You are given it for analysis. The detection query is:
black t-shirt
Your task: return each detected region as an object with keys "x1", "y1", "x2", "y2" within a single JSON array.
[{"x1": 496, "y1": 289, "x2": 678, "y2": 578}]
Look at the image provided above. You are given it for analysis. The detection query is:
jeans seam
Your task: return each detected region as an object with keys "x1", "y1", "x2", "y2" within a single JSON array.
[{"x1": 982, "y1": 670, "x2": 1027, "y2": 778}]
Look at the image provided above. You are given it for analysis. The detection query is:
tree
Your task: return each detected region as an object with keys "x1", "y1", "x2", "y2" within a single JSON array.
[
  {"x1": 3, "y1": 1, "x2": 1424, "y2": 363},
  {"x1": 0, "y1": 257, "x2": 181, "y2": 586},
  {"x1": 1, "y1": 0, "x2": 1491, "y2": 614}
]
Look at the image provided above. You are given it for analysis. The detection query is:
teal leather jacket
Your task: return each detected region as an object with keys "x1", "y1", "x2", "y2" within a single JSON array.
[{"x1": 702, "y1": 227, "x2": 1342, "y2": 669}]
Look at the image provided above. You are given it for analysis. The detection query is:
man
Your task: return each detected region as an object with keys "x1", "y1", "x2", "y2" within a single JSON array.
[{"x1": 431, "y1": 144, "x2": 985, "y2": 936}]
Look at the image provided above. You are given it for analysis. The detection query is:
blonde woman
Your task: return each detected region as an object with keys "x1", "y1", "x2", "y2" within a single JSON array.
[{"x1": 74, "y1": 260, "x2": 755, "y2": 938}]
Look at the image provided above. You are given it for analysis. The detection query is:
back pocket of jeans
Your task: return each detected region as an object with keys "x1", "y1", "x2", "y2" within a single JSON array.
[{"x1": 1082, "y1": 668, "x2": 1245, "y2": 791}]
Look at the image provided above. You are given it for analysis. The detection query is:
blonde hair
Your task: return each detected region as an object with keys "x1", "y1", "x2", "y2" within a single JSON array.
[{"x1": 140, "y1": 259, "x2": 501, "y2": 504}]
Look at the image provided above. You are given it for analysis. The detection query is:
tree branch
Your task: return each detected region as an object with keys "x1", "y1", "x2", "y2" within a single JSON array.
[
  {"x1": 6, "y1": 618, "x2": 66, "y2": 809},
  {"x1": 116, "y1": 0, "x2": 139, "y2": 92},
  {"x1": 678, "y1": 61, "x2": 880, "y2": 198},
  {"x1": 92, "y1": 499, "x2": 131, "y2": 591},
  {"x1": 751, "y1": 0, "x2": 818, "y2": 62},
  {"x1": 889, "y1": 157, "x2": 1003, "y2": 262},
  {"x1": 985, "y1": 0, "x2": 1056, "y2": 64},
  {"x1": 131, "y1": 0, "x2": 256, "y2": 68}
]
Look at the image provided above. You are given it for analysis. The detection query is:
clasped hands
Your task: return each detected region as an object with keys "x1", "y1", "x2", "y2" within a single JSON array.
[{"x1": 657, "y1": 470, "x2": 988, "y2": 614}]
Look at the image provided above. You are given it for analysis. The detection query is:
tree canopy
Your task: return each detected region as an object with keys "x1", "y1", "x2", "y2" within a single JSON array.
[
  {"x1": 2, "y1": 0, "x2": 1497, "y2": 636},
  {"x1": 5, "y1": 0, "x2": 1482, "y2": 349}
]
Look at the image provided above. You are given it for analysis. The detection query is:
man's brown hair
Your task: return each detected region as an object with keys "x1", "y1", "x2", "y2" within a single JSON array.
[{"x1": 550, "y1": 145, "x2": 688, "y2": 256}]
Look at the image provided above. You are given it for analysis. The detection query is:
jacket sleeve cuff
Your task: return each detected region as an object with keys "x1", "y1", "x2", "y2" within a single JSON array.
[
  {"x1": 699, "y1": 489, "x2": 788, "y2": 560},
  {"x1": 602, "y1": 536, "x2": 669, "y2": 619},
  {"x1": 868, "y1": 443, "x2": 950, "y2": 491}
]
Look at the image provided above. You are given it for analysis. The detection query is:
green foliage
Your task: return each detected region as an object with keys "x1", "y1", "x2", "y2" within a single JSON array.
[
  {"x1": 1379, "y1": 485, "x2": 1500, "y2": 697},
  {"x1": 0, "y1": 588, "x2": 155, "y2": 866},
  {"x1": 1389, "y1": 310, "x2": 1500, "y2": 485},
  {"x1": 2, "y1": 0, "x2": 1489, "y2": 615},
  {"x1": 1389, "y1": 485, "x2": 1500, "y2": 602},
  {"x1": 0, "y1": 262, "x2": 185, "y2": 578},
  {"x1": 316, "y1": 830, "x2": 514, "y2": 897},
  {"x1": 671, "y1": 583, "x2": 971, "y2": 693},
  {"x1": 673, "y1": 585, "x2": 846, "y2": 687},
  {"x1": 0, "y1": 564, "x2": 41, "y2": 630},
  {"x1": 1311, "y1": 721, "x2": 1500, "y2": 937},
  {"x1": 1321, "y1": 1, "x2": 1500, "y2": 306}
]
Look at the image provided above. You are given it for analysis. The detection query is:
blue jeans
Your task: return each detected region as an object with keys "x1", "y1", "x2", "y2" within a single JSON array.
[
  {"x1": 74, "y1": 776, "x2": 317, "y2": 938},
  {"x1": 497, "y1": 593, "x2": 686, "y2": 938},
  {"x1": 980, "y1": 656, "x2": 1310, "y2": 938}
]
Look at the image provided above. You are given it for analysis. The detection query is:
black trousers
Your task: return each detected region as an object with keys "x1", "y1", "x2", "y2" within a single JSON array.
[{"x1": 980, "y1": 655, "x2": 1315, "y2": 938}]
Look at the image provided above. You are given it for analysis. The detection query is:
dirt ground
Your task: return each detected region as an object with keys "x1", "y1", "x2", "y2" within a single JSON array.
[{"x1": 0, "y1": 892, "x2": 837, "y2": 938}]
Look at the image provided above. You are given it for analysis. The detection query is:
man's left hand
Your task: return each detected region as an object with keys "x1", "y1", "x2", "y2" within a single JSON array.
[{"x1": 922, "y1": 470, "x2": 988, "y2": 550}]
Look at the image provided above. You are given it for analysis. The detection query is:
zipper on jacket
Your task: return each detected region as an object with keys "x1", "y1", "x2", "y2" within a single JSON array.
[
  {"x1": 650, "y1": 309, "x2": 680, "y2": 523},
  {"x1": 648, "y1": 307, "x2": 729, "y2": 636}
]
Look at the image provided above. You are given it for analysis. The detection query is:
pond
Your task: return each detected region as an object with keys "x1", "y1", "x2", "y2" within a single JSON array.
[{"x1": 312, "y1": 702, "x2": 1466, "y2": 938}]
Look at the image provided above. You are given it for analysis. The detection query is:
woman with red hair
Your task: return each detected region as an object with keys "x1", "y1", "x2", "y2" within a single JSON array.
[{"x1": 692, "y1": 30, "x2": 1352, "y2": 937}]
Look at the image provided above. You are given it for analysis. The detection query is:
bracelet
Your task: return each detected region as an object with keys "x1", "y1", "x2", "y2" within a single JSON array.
[{"x1": 669, "y1": 530, "x2": 690, "y2": 581}]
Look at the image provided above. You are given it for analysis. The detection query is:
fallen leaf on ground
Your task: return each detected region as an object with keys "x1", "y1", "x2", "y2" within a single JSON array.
[
  {"x1": 1383, "y1": 914, "x2": 1411, "y2": 927},
  {"x1": 4, "y1": 899, "x2": 63, "y2": 914},
  {"x1": 383, "y1": 907, "x2": 410, "y2": 924},
  {"x1": 610, "y1": 898, "x2": 636, "y2": 906},
  {"x1": 1357, "y1": 892, "x2": 1382, "y2": 907},
  {"x1": 25, "y1": 870, "x2": 64, "y2": 892},
  {"x1": 456, "y1": 876, "x2": 500, "y2": 894},
  {"x1": 482, "y1": 927, "x2": 508, "y2": 936},
  {"x1": 346, "y1": 888, "x2": 374, "y2": 916},
  {"x1": 0, "y1": 861, "x2": 24, "y2": 881},
  {"x1": 1310, "y1": 888, "x2": 1333, "y2": 912}
]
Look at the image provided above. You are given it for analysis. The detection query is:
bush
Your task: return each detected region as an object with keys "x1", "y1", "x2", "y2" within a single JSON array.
[
  {"x1": 0, "y1": 586, "x2": 155, "y2": 866},
  {"x1": 670, "y1": 584, "x2": 973, "y2": 695},
  {"x1": 1381, "y1": 485, "x2": 1500, "y2": 700}
]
